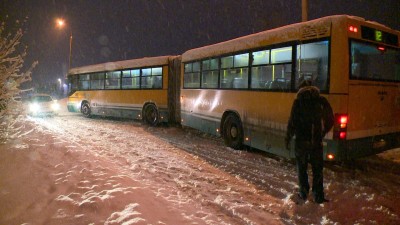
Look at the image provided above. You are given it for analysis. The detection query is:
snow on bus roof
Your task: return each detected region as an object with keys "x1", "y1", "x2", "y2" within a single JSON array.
[
  {"x1": 182, "y1": 15, "x2": 391, "y2": 62},
  {"x1": 69, "y1": 55, "x2": 175, "y2": 75}
]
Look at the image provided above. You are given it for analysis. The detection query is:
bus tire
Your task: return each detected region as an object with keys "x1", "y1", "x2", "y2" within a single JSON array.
[
  {"x1": 222, "y1": 114, "x2": 243, "y2": 149},
  {"x1": 81, "y1": 102, "x2": 91, "y2": 118},
  {"x1": 143, "y1": 104, "x2": 159, "y2": 126}
]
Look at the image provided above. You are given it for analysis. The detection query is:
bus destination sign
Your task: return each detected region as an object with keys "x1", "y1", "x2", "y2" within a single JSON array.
[{"x1": 361, "y1": 26, "x2": 398, "y2": 46}]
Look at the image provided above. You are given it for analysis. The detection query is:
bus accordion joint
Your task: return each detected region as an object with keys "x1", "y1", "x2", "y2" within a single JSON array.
[{"x1": 333, "y1": 114, "x2": 348, "y2": 140}]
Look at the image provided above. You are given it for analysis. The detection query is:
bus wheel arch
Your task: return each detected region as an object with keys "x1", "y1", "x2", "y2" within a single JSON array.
[
  {"x1": 142, "y1": 103, "x2": 159, "y2": 126},
  {"x1": 221, "y1": 111, "x2": 243, "y2": 150},
  {"x1": 81, "y1": 101, "x2": 91, "y2": 118}
]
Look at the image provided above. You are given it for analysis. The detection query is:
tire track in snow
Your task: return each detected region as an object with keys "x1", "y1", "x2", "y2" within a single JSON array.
[{"x1": 151, "y1": 126, "x2": 298, "y2": 199}]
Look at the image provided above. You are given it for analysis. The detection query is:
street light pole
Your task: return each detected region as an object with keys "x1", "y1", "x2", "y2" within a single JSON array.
[
  {"x1": 302, "y1": 0, "x2": 308, "y2": 22},
  {"x1": 69, "y1": 31, "x2": 73, "y2": 71},
  {"x1": 56, "y1": 18, "x2": 73, "y2": 76}
]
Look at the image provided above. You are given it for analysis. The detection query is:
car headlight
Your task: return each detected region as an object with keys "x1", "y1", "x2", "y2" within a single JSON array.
[
  {"x1": 29, "y1": 103, "x2": 40, "y2": 112},
  {"x1": 51, "y1": 102, "x2": 60, "y2": 111}
]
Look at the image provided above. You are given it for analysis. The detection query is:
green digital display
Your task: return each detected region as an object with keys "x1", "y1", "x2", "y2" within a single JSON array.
[
  {"x1": 361, "y1": 26, "x2": 398, "y2": 46},
  {"x1": 375, "y1": 30, "x2": 383, "y2": 42}
]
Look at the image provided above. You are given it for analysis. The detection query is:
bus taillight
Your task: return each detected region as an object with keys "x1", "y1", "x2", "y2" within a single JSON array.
[
  {"x1": 339, "y1": 116, "x2": 347, "y2": 128},
  {"x1": 334, "y1": 114, "x2": 348, "y2": 140},
  {"x1": 377, "y1": 46, "x2": 386, "y2": 53}
]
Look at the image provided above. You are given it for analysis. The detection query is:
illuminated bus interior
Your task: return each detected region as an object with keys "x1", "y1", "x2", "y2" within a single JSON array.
[
  {"x1": 184, "y1": 39, "x2": 330, "y2": 92},
  {"x1": 69, "y1": 66, "x2": 163, "y2": 92}
]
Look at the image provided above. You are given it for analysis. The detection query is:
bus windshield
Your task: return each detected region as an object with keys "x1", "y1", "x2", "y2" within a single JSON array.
[{"x1": 350, "y1": 40, "x2": 400, "y2": 82}]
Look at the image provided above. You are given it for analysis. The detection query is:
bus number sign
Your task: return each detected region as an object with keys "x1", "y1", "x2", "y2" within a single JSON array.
[
  {"x1": 361, "y1": 26, "x2": 398, "y2": 46},
  {"x1": 375, "y1": 30, "x2": 383, "y2": 42}
]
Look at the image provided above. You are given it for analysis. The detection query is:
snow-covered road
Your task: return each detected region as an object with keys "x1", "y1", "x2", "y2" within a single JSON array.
[{"x1": 1, "y1": 102, "x2": 400, "y2": 225}]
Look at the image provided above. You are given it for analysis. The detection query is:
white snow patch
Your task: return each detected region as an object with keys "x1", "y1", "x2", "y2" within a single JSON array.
[
  {"x1": 52, "y1": 209, "x2": 68, "y2": 219},
  {"x1": 282, "y1": 193, "x2": 293, "y2": 206},
  {"x1": 12, "y1": 143, "x2": 29, "y2": 149},
  {"x1": 105, "y1": 203, "x2": 145, "y2": 225},
  {"x1": 321, "y1": 215, "x2": 337, "y2": 225}
]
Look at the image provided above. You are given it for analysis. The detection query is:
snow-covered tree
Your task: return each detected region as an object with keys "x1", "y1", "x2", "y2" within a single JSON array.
[{"x1": 0, "y1": 21, "x2": 37, "y2": 142}]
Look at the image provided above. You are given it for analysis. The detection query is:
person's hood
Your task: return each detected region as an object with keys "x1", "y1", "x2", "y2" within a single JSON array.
[{"x1": 296, "y1": 86, "x2": 320, "y2": 100}]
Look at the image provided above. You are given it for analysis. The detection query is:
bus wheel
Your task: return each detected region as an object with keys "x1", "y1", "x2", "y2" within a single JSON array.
[
  {"x1": 143, "y1": 104, "x2": 159, "y2": 126},
  {"x1": 81, "y1": 102, "x2": 91, "y2": 118},
  {"x1": 223, "y1": 114, "x2": 243, "y2": 149}
]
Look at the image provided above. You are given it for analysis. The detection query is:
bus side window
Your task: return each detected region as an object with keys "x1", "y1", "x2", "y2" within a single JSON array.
[
  {"x1": 79, "y1": 74, "x2": 90, "y2": 90},
  {"x1": 183, "y1": 62, "x2": 201, "y2": 88},
  {"x1": 153, "y1": 76, "x2": 162, "y2": 88},
  {"x1": 296, "y1": 40, "x2": 329, "y2": 91},
  {"x1": 269, "y1": 80, "x2": 281, "y2": 89},
  {"x1": 269, "y1": 78, "x2": 289, "y2": 91},
  {"x1": 233, "y1": 77, "x2": 246, "y2": 88},
  {"x1": 251, "y1": 65, "x2": 273, "y2": 90},
  {"x1": 220, "y1": 54, "x2": 249, "y2": 89},
  {"x1": 220, "y1": 78, "x2": 232, "y2": 88}
]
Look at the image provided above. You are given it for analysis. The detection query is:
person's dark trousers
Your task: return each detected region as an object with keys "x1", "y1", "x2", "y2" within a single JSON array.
[{"x1": 295, "y1": 141, "x2": 324, "y2": 202}]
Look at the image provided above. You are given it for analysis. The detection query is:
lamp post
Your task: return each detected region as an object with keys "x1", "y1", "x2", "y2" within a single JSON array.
[
  {"x1": 69, "y1": 31, "x2": 73, "y2": 71},
  {"x1": 302, "y1": 0, "x2": 308, "y2": 22},
  {"x1": 57, "y1": 78, "x2": 62, "y2": 97},
  {"x1": 56, "y1": 18, "x2": 73, "y2": 71}
]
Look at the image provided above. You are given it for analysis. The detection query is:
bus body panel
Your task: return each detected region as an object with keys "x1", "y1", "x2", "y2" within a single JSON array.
[
  {"x1": 180, "y1": 15, "x2": 400, "y2": 161},
  {"x1": 181, "y1": 89, "x2": 291, "y2": 158},
  {"x1": 345, "y1": 82, "x2": 400, "y2": 159},
  {"x1": 69, "y1": 89, "x2": 169, "y2": 121},
  {"x1": 181, "y1": 89, "x2": 352, "y2": 160},
  {"x1": 67, "y1": 60, "x2": 173, "y2": 123},
  {"x1": 329, "y1": 18, "x2": 350, "y2": 95}
]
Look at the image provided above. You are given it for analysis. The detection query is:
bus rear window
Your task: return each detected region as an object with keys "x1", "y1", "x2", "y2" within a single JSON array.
[{"x1": 350, "y1": 40, "x2": 400, "y2": 82}]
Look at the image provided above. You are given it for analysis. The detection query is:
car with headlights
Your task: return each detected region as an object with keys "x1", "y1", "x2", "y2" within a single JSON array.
[{"x1": 28, "y1": 94, "x2": 60, "y2": 116}]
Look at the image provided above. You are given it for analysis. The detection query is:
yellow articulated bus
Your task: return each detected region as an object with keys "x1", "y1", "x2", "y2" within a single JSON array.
[
  {"x1": 180, "y1": 15, "x2": 400, "y2": 161},
  {"x1": 67, "y1": 56, "x2": 180, "y2": 125}
]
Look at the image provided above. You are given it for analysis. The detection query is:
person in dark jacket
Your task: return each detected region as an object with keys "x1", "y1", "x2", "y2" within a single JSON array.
[{"x1": 285, "y1": 80, "x2": 333, "y2": 204}]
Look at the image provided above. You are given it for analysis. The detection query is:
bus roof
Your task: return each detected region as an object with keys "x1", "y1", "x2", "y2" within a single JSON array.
[
  {"x1": 181, "y1": 15, "x2": 394, "y2": 62},
  {"x1": 68, "y1": 55, "x2": 176, "y2": 75}
]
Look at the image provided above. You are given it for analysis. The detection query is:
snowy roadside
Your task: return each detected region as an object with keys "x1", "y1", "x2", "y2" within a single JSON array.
[
  {"x1": 0, "y1": 119, "x2": 231, "y2": 224},
  {"x1": 1, "y1": 99, "x2": 400, "y2": 225},
  {"x1": 0, "y1": 102, "x2": 283, "y2": 225}
]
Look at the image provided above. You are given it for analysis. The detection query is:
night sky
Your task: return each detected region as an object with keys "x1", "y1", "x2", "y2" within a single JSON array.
[{"x1": 1, "y1": 0, "x2": 399, "y2": 85}]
